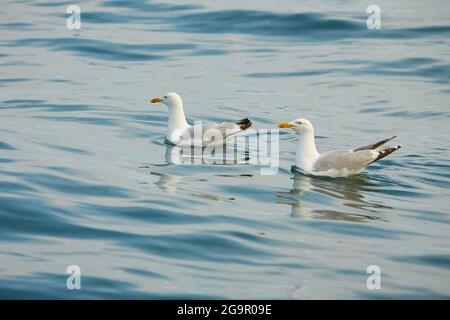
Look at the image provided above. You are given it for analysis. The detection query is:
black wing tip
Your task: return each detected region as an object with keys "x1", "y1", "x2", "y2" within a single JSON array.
[
  {"x1": 390, "y1": 144, "x2": 402, "y2": 150},
  {"x1": 373, "y1": 144, "x2": 402, "y2": 163},
  {"x1": 235, "y1": 118, "x2": 252, "y2": 130}
]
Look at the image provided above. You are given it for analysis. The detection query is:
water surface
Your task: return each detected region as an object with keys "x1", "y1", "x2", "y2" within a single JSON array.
[{"x1": 0, "y1": 0, "x2": 449, "y2": 299}]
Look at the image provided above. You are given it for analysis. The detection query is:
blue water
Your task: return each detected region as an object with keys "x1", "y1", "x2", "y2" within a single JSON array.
[{"x1": 0, "y1": 0, "x2": 449, "y2": 299}]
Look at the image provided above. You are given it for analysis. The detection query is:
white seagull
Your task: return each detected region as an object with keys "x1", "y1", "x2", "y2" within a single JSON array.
[
  {"x1": 150, "y1": 92, "x2": 252, "y2": 146},
  {"x1": 278, "y1": 118, "x2": 402, "y2": 177}
]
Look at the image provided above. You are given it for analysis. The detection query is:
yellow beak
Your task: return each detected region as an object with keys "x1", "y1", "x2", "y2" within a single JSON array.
[
  {"x1": 278, "y1": 121, "x2": 294, "y2": 128},
  {"x1": 150, "y1": 97, "x2": 162, "y2": 103}
]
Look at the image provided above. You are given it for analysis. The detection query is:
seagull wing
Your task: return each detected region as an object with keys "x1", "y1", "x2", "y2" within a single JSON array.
[
  {"x1": 183, "y1": 118, "x2": 252, "y2": 146},
  {"x1": 313, "y1": 150, "x2": 378, "y2": 173}
]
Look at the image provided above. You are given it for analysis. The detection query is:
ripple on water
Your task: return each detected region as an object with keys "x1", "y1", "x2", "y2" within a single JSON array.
[
  {"x1": 12, "y1": 172, "x2": 131, "y2": 198},
  {"x1": 0, "y1": 141, "x2": 15, "y2": 150},
  {"x1": 169, "y1": 10, "x2": 450, "y2": 41},
  {"x1": 391, "y1": 254, "x2": 450, "y2": 270},
  {"x1": 1, "y1": 100, "x2": 95, "y2": 112},
  {"x1": 8, "y1": 38, "x2": 197, "y2": 62},
  {"x1": 0, "y1": 272, "x2": 223, "y2": 299},
  {"x1": 245, "y1": 57, "x2": 450, "y2": 84}
]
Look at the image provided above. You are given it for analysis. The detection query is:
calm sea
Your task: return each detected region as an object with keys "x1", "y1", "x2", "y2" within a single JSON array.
[{"x1": 0, "y1": 0, "x2": 449, "y2": 299}]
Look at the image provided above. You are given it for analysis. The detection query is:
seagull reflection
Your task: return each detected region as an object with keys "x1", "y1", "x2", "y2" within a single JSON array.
[
  {"x1": 146, "y1": 144, "x2": 253, "y2": 199},
  {"x1": 277, "y1": 167, "x2": 391, "y2": 221},
  {"x1": 151, "y1": 171, "x2": 236, "y2": 201},
  {"x1": 151, "y1": 171, "x2": 183, "y2": 193}
]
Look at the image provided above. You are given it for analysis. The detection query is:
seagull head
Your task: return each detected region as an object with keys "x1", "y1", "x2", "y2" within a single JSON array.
[
  {"x1": 150, "y1": 92, "x2": 183, "y2": 109},
  {"x1": 278, "y1": 118, "x2": 314, "y2": 134}
]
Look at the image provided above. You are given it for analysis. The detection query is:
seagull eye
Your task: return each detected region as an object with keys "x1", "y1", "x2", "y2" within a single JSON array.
[
  {"x1": 297, "y1": 121, "x2": 302, "y2": 125},
  {"x1": 163, "y1": 96, "x2": 167, "y2": 99}
]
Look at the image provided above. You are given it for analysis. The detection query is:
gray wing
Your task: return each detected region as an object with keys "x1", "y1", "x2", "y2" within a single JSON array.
[
  {"x1": 313, "y1": 150, "x2": 378, "y2": 173},
  {"x1": 184, "y1": 119, "x2": 252, "y2": 146},
  {"x1": 186, "y1": 122, "x2": 241, "y2": 140}
]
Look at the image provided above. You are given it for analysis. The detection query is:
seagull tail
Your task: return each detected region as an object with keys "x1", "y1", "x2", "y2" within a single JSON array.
[
  {"x1": 354, "y1": 136, "x2": 397, "y2": 151},
  {"x1": 234, "y1": 118, "x2": 252, "y2": 131},
  {"x1": 372, "y1": 145, "x2": 402, "y2": 163}
]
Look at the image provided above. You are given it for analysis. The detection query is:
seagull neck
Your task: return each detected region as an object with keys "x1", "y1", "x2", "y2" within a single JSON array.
[
  {"x1": 167, "y1": 104, "x2": 189, "y2": 132},
  {"x1": 296, "y1": 131, "x2": 320, "y2": 170}
]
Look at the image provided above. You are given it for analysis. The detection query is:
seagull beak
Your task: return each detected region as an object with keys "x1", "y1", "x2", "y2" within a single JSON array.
[
  {"x1": 150, "y1": 97, "x2": 162, "y2": 103},
  {"x1": 278, "y1": 121, "x2": 294, "y2": 128}
]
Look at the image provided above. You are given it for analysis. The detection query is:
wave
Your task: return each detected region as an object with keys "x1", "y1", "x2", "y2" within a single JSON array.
[
  {"x1": 9, "y1": 38, "x2": 196, "y2": 61},
  {"x1": 171, "y1": 10, "x2": 450, "y2": 40},
  {"x1": 245, "y1": 57, "x2": 450, "y2": 84}
]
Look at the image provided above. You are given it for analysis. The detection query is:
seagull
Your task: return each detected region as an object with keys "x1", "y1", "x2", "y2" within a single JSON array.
[
  {"x1": 278, "y1": 118, "x2": 402, "y2": 177},
  {"x1": 150, "y1": 92, "x2": 252, "y2": 146}
]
